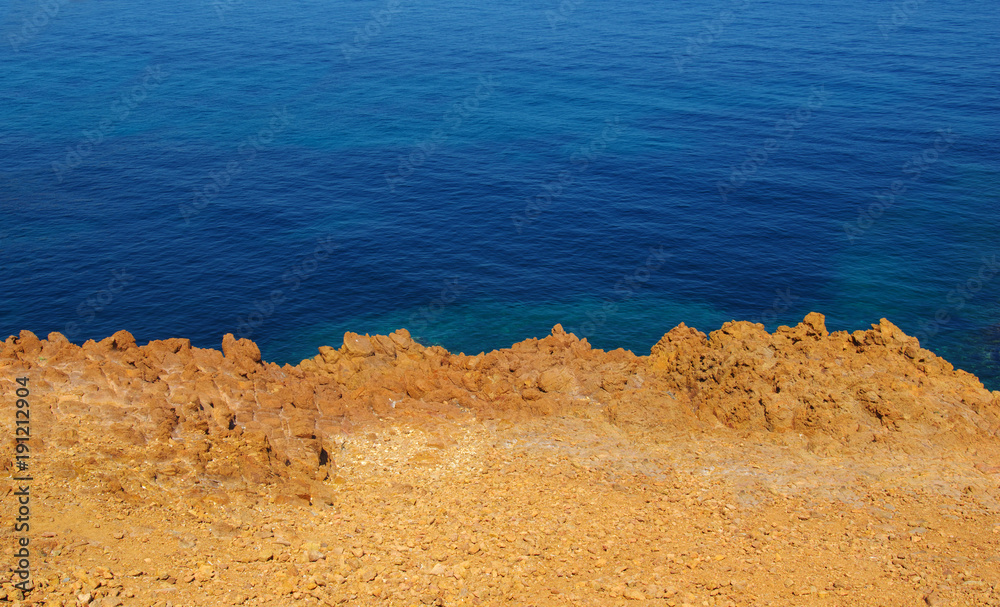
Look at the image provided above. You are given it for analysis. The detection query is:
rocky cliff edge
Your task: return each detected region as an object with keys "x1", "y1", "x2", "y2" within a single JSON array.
[{"x1": 1, "y1": 313, "x2": 998, "y2": 493}]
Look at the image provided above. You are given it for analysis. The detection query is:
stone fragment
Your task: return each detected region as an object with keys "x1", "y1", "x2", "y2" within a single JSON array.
[
  {"x1": 342, "y1": 333, "x2": 374, "y2": 357},
  {"x1": 221, "y1": 333, "x2": 262, "y2": 375},
  {"x1": 538, "y1": 367, "x2": 573, "y2": 393}
]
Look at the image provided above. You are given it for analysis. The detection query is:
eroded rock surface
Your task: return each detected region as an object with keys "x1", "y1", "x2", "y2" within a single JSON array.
[
  {"x1": 2, "y1": 314, "x2": 998, "y2": 488},
  {"x1": 1, "y1": 314, "x2": 999, "y2": 605}
]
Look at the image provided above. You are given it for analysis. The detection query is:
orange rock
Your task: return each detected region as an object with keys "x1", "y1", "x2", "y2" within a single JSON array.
[
  {"x1": 221, "y1": 333, "x2": 262, "y2": 376},
  {"x1": 342, "y1": 332, "x2": 375, "y2": 357},
  {"x1": 100, "y1": 330, "x2": 138, "y2": 352},
  {"x1": 15, "y1": 329, "x2": 42, "y2": 357},
  {"x1": 3, "y1": 312, "x2": 999, "y2": 495},
  {"x1": 537, "y1": 367, "x2": 574, "y2": 393}
]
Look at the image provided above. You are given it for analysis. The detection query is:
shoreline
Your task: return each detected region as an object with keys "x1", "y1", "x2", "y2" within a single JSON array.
[{"x1": 2, "y1": 312, "x2": 1000, "y2": 605}]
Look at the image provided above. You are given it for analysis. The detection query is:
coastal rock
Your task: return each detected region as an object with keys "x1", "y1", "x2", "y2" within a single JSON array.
[
  {"x1": 537, "y1": 366, "x2": 574, "y2": 393},
  {"x1": 1, "y1": 311, "x2": 1000, "y2": 607},
  {"x1": 342, "y1": 333, "x2": 375, "y2": 357},
  {"x1": 1, "y1": 313, "x2": 998, "y2": 497},
  {"x1": 221, "y1": 333, "x2": 262, "y2": 375},
  {"x1": 644, "y1": 314, "x2": 999, "y2": 441}
]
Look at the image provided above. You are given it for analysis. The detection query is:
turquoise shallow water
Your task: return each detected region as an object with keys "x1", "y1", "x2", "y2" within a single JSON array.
[{"x1": 1, "y1": 0, "x2": 998, "y2": 388}]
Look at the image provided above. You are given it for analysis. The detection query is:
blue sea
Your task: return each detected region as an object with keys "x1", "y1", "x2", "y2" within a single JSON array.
[{"x1": 1, "y1": 0, "x2": 998, "y2": 389}]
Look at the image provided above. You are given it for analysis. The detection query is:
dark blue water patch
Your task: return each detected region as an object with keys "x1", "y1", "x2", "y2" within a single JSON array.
[{"x1": 1, "y1": 0, "x2": 998, "y2": 390}]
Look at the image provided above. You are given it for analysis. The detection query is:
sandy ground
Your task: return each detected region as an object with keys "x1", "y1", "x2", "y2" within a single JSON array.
[
  {"x1": 5, "y1": 414, "x2": 1000, "y2": 607},
  {"x1": 3, "y1": 316, "x2": 999, "y2": 606}
]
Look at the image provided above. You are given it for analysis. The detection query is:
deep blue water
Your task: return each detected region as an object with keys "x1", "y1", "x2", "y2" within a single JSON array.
[{"x1": 1, "y1": 0, "x2": 998, "y2": 389}]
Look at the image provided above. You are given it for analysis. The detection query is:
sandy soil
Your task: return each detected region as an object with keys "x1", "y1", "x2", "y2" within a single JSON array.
[{"x1": 2, "y1": 315, "x2": 999, "y2": 606}]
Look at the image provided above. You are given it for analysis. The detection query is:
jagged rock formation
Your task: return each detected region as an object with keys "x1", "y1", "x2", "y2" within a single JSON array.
[
  {"x1": 646, "y1": 313, "x2": 1000, "y2": 442},
  {"x1": 1, "y1": 314, "x2": 998, "y2": 490}
]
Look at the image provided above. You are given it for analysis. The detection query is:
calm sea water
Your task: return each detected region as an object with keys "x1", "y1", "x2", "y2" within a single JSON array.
[{"x1": 1, "y1": 0, "x2": 998, "y2": 389}]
